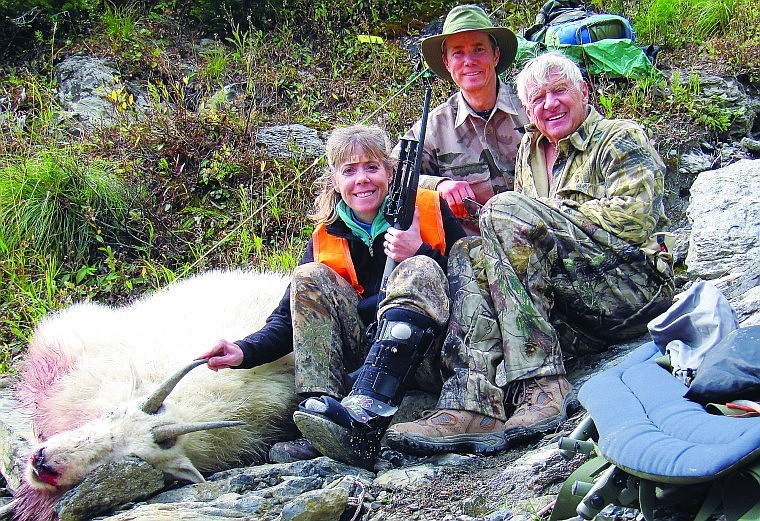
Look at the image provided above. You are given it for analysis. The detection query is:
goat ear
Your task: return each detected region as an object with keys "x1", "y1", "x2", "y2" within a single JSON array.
[{"x1": 164, "y1": 455, "x2": 205, "y2": 484}]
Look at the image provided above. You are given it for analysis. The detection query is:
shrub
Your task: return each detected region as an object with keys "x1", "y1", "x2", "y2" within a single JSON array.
[{"x1": 0, "y1": 150, "x2": 136, "y2": 263}]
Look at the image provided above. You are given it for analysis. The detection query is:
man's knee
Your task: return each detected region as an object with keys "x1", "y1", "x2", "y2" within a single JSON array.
[
  {"x1": 479, "y1": 191, "x2": 557, "y2": 236},
  {"x1": 481, "y1": 191, "x2": 532, "y2": 216},
  {"x1": 450, "y1": 235, "x2": 481, "y2": 258},
  {"x1": 385, "y1": 256, "x2": 450, "y2": 326}
]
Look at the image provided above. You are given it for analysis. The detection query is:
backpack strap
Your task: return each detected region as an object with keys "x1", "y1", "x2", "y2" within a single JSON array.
[
  {"x1": 723, "y1": 463, "x2": 760, "y2": 520},
  {"x1": 692, "y1": 465, "x2": 760, "y2": 521}
]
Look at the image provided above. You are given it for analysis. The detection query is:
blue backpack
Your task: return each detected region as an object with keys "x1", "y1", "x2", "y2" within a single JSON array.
[{"x1": 524, "y1": 0, "x2": 635, "y2": 45}]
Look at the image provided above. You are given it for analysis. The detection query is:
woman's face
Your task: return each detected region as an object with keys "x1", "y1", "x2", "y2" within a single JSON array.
[{"x1": 332, "y1": 151, "x2": 392, "y2": 224}]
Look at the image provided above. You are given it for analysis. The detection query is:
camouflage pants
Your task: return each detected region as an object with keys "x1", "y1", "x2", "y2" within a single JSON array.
[
  {"x1": 437, "y1": 192, "x2": 675, "y2": 419},
  {"x1": 291, "y1": 255, "x2": 450, "y2": 398}
]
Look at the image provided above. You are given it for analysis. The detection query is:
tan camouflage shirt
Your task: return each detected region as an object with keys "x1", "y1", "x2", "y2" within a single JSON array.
[
  {"x1": 400, "y1": 80, "x2": 528, "y2": 206},
  {"x1": 515, "y1": 106, "x2": 668, "y2": 246}
]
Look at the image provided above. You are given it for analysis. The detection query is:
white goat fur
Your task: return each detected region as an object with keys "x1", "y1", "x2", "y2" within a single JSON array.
[{"x1": 19, "y1": 269, "x2": 299, "y2": 496}]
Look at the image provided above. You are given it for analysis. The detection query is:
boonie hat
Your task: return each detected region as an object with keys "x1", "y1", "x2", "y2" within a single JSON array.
[{"x1": 421, "y1": 5, "x2": 517, "y2": 82}]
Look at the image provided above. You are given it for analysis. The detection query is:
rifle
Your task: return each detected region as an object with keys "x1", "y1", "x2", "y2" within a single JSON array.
[{"x1": 378, "y1": 81, "x2": 433, "y2": 302}]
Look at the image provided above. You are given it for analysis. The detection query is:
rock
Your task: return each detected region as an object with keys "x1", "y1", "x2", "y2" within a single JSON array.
[
  {"x1": 55, "y1": 55, "x2": 150, "y2": 130},
  {"x1": 56, "y1": 55, "x2": 120, "y2": 127},
  {"x1": 56, "y1": 56, "x2": 124, "y2": 129},
  {"x1": 56, "y1": 458, "x2": 164, "y2": 521},
  {"x1": 669, "y1": 225, "x2": 691, "y2": 265},
  {"x1": 685, "y1": 159, "x2": 760, "y2": 324},
  {"x1": 373, "y1": 465, "x2": 437, "y2": 489},
  {"x1": 278, "y1": 484, "x2": 349, "y2": 521},
  {"x1": 0, "y1": 379, "x2": 33, "y2": 493},
  {"x1": 391, "y1": 390, "x2": 437, "y2": 425},
  {"x1": 741, "y1": 137, "x2": 760, "y2": 154},
  {"x1": 677, "y1": 150, "x2": 714, "y2": 176},
  {"x1": 487, "y1": 446, "x2": 576, "y2": 502},
  {"x1": 696, "y1": 74, "x2": 760, "y2": 140},
  {"x1": 256, "y1": 124, "x2": 326, "y2": 159}
]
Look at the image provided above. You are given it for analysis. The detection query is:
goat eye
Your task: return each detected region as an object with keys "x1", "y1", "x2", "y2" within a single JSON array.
[{"x1": 156, "y1": 437, "x2": 177, "y2": 450}]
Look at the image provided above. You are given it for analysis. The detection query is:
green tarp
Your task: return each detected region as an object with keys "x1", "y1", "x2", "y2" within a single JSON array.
[{"x1": 512, "y1": 35, "x2": 663, "y2": 81}]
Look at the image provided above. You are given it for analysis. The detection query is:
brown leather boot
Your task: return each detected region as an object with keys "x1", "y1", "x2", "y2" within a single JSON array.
[
  {"x1": 385, "y1": 409, "x2": 506, "y2": 456},
  {"x1": 502, "y1": 375, "x2": 572, "y2": 444}
]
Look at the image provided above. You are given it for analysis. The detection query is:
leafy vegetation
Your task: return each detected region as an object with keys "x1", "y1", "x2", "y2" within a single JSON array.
[{"x1": 0, "y1": 0, "x2": 757, "y2": 371}]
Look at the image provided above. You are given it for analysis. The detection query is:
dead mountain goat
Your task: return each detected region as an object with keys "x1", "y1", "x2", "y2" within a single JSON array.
[{"x1": 13, "y1": 270, "x2": 299, "y2": 521}]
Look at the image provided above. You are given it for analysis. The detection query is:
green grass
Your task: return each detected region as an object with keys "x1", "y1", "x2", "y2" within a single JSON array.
[
  {"x1": 0, "y1": 150, "x2": 135, "y2": 263},
  {"x1": 102, "y1": 1, "x2": 137, "y2": 42},
  {"x1": 633, "y1": 0, "x2": 758, "y2": 48},
  {"x1": 0, "y1": 249, "x2": 64, "y2": 373}
]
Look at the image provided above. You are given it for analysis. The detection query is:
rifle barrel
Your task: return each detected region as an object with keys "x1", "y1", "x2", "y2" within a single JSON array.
[{"x1": 378, "y1": 81, "x2": 433, "y2": 303}]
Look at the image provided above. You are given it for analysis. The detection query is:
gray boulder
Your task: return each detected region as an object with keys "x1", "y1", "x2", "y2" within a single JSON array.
[
  {"x1": 686, "y1": 159, "x2": 760, "y2": 325},
  {"x1": 56, "y1": 55, "x2": 148, "y2": 129},
  {"x1": 256, "y1": 124, "x2": 326, "y2": 159}
]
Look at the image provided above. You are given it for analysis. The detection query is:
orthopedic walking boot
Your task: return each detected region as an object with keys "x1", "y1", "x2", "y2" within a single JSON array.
[
  {"x1": 502, "y1": 375, "x2": 573, "y2": 445},
  {"x1": 385, "y1": 409, "x2": 506, "y2": 456},
  {"x1": 293, "y1": 308, "x2": 437, "y2": 469}
]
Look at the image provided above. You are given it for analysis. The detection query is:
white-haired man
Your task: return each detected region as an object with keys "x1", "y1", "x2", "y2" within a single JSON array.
[{"x1": 387, "y1": 51, "x2": 675, "y2": 456}]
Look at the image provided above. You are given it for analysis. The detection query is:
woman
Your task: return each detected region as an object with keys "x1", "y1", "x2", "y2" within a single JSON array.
[{"x1": 198, "y1": 124, "x2": 465, "y2": 468}]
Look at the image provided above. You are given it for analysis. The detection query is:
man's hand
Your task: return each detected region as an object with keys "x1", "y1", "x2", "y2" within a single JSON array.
[
  {"x1": 384, "y1": 207, "x2": 424, "y2": 263},
  {"x1": 436, "y1": 179, "x2": 475, "y2": 218},
  {"x1": 196, "y1": 339, "x2": 244, "y2": 371}
]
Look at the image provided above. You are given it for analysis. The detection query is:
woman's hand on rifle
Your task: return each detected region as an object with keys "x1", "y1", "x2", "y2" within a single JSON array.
[{"x1": 384, "y1": 207, "x2": 424, "y2": 263}]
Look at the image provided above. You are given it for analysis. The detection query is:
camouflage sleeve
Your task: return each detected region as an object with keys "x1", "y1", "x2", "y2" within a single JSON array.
[{"x1": 576, "y1": 123, "x2": 666, "y2": 245}]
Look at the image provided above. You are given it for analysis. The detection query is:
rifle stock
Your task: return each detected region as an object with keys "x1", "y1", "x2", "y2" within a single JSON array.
[{"x1": 378, "y1": 83, "x2": 433, "y2": 302}]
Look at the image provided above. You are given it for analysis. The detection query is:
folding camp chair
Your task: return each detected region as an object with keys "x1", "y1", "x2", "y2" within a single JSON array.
[{"x1": 550, "y1": 338, "x2": 760, "y2": 521}]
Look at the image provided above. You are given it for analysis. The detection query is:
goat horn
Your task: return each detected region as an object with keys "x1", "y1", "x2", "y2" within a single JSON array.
[
  {"x1": 0, "y1": 498, "x2": 17, "y2": 517},
  {"x1": 140, "y1": 359, "x2": 207, "y2": 414},
  {"x1": 152, "y1": 421, "x2": 246, "y2": 443}
]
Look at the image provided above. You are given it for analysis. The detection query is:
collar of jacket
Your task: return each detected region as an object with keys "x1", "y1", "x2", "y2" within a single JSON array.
[
  {"x1": 334, "y1": 199, "x2": 391, "y2": 248},
  {"x1": 524, "y1": 105, "x2": 602, "y2": 153},
  {"x1": 454, "y1": 79, "x2": 524, "y2": 129}
]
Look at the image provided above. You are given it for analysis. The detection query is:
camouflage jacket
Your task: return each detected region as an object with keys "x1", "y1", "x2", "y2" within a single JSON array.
[
  {"x1": 400, "y1": 80, "x2": 528, "y2": 205},
  {"x1": 515, "y1": 106, "x2": 668, "y2": 246}
]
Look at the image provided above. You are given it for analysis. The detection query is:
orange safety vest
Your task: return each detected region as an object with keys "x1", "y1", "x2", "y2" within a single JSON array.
[{"x1": 312, "y1": 188, "x2": 447, "y2": 295}]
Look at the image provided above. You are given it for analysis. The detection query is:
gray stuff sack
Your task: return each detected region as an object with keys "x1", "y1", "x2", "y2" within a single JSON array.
[{"x1": 647, "y1": 280, "x2": 739, "y2": 385}]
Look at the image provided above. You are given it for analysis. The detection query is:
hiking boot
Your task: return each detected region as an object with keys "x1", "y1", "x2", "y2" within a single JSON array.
[
  {"x1": 385, "y1": 409, "x2": 507, "y2": 456},
  {"x1": 502, "y1": 375, "x2": 572, "y2": 445},
  {"x1": 268, "y1": 437, "x2": 321, "y2": 463}
]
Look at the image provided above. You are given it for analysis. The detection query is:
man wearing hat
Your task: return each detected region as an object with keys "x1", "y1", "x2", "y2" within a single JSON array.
[{"x1": 402, "y1": 4, "x2": 528, "y2": 234}]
